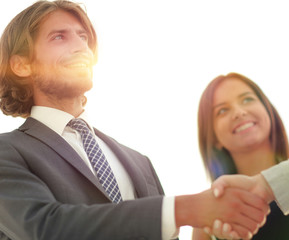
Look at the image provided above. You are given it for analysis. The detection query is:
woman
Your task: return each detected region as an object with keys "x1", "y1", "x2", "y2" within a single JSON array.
[{"x1": 193, "y1": 73, "x2": 289, "y2": 240}]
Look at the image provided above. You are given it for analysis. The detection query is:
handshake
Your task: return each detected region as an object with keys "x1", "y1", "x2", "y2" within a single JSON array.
[
  {"x1": 205, "y1": 174, "x2": 274, "y2": 239},
  {"x1": 175, "y1": 171, "x2": 281, "y2": 239}
]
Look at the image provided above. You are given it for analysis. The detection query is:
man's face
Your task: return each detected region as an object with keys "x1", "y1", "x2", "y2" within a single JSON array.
[{"x1": 31, "y1": 10, "x2": 94, "y2": 99}]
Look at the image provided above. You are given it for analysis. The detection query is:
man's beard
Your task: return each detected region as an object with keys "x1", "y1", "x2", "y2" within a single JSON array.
[{"x1": 31, "y1": 64, "x2": 93, "y2": 99}]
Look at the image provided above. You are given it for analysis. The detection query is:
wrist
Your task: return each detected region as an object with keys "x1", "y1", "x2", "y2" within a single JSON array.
[
  {"x1": 175, "y1": 194, "x2": 203, "y2": 228},
  {"x1": 255, "y1": 174, "x2": 274, "y2": 203},
  {"x1": 175, "y1": 191, "x2": 213, "y2": 228},
  {"x1": 175, "y1": 195, "x2": 190, "y2": 228}
]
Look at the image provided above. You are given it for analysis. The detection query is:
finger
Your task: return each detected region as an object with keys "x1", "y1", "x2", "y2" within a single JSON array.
[
  {"x1": 220, "y1": 222, "x2": 235, "y2": 239},
  {"x1": 240, "y1": 190, "x2": 269, "y2": 214},
  {"x1": 212, "y1": 175, "x2": 252, "y2": 198},
  {"x1": 210, "y1": 220, "x2": 241, "y2": 240},
  {"x1": 218, "y1": 188, "x2": 265, "y2": 233},
  {"x1": 212, "y1": 178, "x2": 227, "y2": 198},
  {"x1": 229, "y1": 231, "x2": 242, "y2": 239},
  {"x1": 212, "y1": 219, "x2": 222, "y2": 236},
  {"x1": 239, "y1": 202, "x2": 267, "y2": 227},
  {"x1": 203, "y1": 226, "x2": 212, "y2": 235},
  {"x1": 260, "y1": 214, "x2": 268, "y2": 228},
  {"x1": 222, "y1": 222, "x2": 231, "y2": 235},
  {"x1": 231, "y1": 211, "x2": 258, "y2": 235},
  {"x1": 230, "y1": 223, "x2": 253, "y2": 239},
  {"x1": 237, "y1": 191, "x2": 269, "y2": 228}
]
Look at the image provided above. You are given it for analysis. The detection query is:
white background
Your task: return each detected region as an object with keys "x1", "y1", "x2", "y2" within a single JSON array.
[{"x1": 1, "y1": 1, "x2": 289, "y2": 239}]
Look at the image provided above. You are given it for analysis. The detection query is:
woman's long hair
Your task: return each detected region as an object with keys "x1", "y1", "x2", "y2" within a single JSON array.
[{"x1": 198, "y1": 72, "x2": 289, "y2": 181}]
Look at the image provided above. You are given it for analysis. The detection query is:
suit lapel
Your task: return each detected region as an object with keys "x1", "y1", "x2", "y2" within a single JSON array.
[
  {"x1": 94, "y1": 128, "x2": 149, "y2": 198},
  {"x1": 19, "y1": 118, "x2": 110, "y2": 201},
  {"x1": 19, "y1": 118, "x2": 149, "y2": 199}
]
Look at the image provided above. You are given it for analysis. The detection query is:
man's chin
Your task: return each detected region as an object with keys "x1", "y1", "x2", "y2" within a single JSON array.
[
  {"x1": 39, "y1": 82, "x2": 93, "y2": 99},
  {"x1": 71, "y1": 81, "x2": 93, "y2": 96},
  {"x1": 32, "y1": 71, "x2": 93, "y2": 98},
  {"x1": 52, "y1": 86, "x2": 92, "y2": 99}
]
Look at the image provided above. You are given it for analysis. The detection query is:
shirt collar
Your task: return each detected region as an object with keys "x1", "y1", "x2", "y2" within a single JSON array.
[{"x1": 30, "y1": 106, "x2": 91, "y2": 135}]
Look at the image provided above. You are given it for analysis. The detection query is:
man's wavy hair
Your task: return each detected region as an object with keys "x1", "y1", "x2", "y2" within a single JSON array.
[
  {"x1": 0, "y1": 0, "x2": 97, "y2": 118},
  {"x1": 198, "y1": 72, "x2": 289, "y2": 181}
]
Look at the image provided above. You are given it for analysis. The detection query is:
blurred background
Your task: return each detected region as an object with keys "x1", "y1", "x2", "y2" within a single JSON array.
[{"x1": 1, "y1": 0, "x2": 289, "y2": 238}]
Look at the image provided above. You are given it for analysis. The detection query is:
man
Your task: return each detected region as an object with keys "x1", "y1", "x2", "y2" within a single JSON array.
[
  {"x1": 204, "y1": 160, "x2": 289, "y2": 239},
  {"x1": 0, "y1": 1, "x2": 269, "y2": 239}
]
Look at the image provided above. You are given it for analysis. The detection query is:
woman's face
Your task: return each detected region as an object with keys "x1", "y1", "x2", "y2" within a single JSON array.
[{"x1": 212, "y1": 78, "x2": 271, "y2": 154}]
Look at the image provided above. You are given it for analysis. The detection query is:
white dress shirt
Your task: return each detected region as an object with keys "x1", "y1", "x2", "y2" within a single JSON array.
[{"x1": 30, "y1": 106, "x2": 177, "y2": 240}]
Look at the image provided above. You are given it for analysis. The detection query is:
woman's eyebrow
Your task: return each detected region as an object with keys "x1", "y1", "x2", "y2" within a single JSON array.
[
  {"x1": 213, "y1": 92, "x2": 255, "y2": 110},
  {"x1": 238, "y1": 91, "x2": 254, "y2": 98}
]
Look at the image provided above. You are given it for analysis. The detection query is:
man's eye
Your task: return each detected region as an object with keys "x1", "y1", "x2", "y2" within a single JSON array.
[
  {"x1": 80, "y1": 35, "x2": 88, "y2": 41},
  {"x1": 53, "y1": 35, "x2": 63, "y2": 40}
]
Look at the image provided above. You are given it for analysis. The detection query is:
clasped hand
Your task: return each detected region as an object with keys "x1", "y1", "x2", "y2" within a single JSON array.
[{"x1": 204, "y1": 174, "x2": 273, "y2": 239}]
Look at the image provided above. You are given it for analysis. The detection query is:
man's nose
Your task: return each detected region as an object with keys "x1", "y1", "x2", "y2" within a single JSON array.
[{"x1": 70, "y1": 33, "x2": 90, "y2": 54}]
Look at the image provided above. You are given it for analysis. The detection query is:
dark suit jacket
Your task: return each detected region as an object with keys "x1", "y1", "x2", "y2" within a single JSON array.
[{"x1": 0, "y1": 117, "x2": 166, "y2": 240}]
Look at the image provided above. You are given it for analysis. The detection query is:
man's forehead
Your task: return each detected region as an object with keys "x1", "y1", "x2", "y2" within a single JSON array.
[{"x1": 39, "y1": 10, "x2": 85, "y2": 34}]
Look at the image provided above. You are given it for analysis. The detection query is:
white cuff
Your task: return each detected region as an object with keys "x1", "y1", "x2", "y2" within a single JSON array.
[{"x1": 162, "y1": 196, "x2": 179, "y2": 240}]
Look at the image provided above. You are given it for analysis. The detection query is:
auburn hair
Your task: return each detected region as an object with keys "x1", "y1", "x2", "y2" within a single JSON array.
[{"x1": 198, "y1": 73, "x2": 289, "y2": 181}]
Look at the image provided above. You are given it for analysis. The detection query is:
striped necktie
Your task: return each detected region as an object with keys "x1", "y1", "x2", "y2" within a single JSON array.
[{"x1": 68, "y1": 118, "x2": 122, "y2": 203}]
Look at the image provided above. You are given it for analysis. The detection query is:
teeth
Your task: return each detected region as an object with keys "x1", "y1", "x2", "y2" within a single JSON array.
[
  {"x1": 235, "y1": 122, "x2": 254, "y2": 133},
  {"x1": 66, "y1": 63, "x2": 88, "y2": 68}
]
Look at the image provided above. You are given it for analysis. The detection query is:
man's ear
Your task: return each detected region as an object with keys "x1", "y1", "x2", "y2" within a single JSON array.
[{"x1": 10, "y1": 55, "x2": 32, "y2": 77}]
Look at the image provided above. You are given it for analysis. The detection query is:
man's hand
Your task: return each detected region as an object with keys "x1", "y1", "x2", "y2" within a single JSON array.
[
  {"x1": 175, "y1": 187, "x2": 269, "y2": 239},
  {"x1": 204, "y1": 174, "x2": 274, "y2": 239}
]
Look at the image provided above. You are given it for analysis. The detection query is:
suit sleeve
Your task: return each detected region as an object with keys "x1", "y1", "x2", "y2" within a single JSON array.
[
  {"x1": 262, "y1": 160, "x2": 289, "y2": 215},
  {"x1": 0, "y1": 139, "x2": 164, "y2": 240}
]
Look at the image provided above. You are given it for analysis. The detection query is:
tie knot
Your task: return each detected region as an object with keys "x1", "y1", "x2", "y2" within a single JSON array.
[{"x1": 68, "y1": 118, "x2": 90, "y2": 134}]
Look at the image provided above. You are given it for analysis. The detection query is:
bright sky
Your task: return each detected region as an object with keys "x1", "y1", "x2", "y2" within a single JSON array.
[{"x1": 1, "y1": 1, "x2": 289, "y2": 239}]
